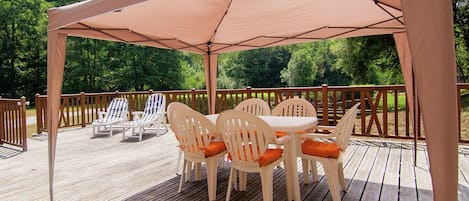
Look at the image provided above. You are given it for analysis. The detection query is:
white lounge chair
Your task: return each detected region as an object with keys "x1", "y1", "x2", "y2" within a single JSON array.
[
  {"x1": 120, "y1": 93, "x2": 166, "y2": 141},
  {"x1": 92, "y1": 98, "x2": 129, "y2": 137}
]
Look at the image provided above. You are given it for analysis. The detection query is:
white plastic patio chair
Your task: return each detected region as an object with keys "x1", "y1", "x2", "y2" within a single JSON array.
[
  {"x1": 167, "y1": 101, "x2": 192, "y2": 175},
  {"x1": 272, "y1": 97, "x2": 318, "y2": 182},
  {"x1": 169, "y1": 104, "x2": 226, "y2": 201},
  {"x1": 92, "y1": 98, "x2": 129, "y2": 137},
  {"x1": 216, "y1": 110, "x2": 291, "y2": 201},
  {"x1": 234, "y1": 98, "x2": 271, "y2": 116},
  {"x1": 298, "y1": 103, "x2": 360, "y2": 201},
  {"x1": 120, "y1": 93, "x2": 166, "y2": 141}
]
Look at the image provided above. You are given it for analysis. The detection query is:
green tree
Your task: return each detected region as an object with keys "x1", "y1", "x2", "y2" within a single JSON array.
[
  {"x1": 280, "y1": 48, "x2": 316, "y2": 86},
  {"x1": 332, "y1": 35, "x2": 401, "y2": 85},
  {"x1": 455, "y1": 0, "x2": 469, "y2": 82},
  {"x1": 180, "y1": 53, "x2": 206, "y2": 89},
  {"x1": 0, "y1": 0, "x2": 50, "y2": 100},
  {"x1": 220, "y1": 47, "x2": 291, "y2": 88}
]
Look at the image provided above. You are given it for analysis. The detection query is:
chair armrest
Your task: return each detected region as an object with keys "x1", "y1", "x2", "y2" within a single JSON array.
[
  {"x1": 315, "y1": 125, "x2": 336, "y2": 131},
  {"x1": 275, "y1": 135, "x2": 291, "y2": 145},
  {"x1": 297, "y1": 132, "x2": 336, "y2": 140},
  {"x1": 156, "y1": 111, "x2": 166, "y2": 117},
  {"x1": 122, "y1": 111, "x2": 129, "y2": 121},
  {"x1": 98, "y1": 111, "x2": 107, "y2": 119}
]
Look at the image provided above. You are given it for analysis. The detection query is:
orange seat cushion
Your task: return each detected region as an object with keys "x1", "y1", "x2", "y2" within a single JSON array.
[
  {"x1": 275, "y1": 130, "x2": 307, "y2": 138},
  {"x1": 302, "y1": 140, "x2": 340, "y2": 158},
  {"x1": 204, "y1": 141, "x2": 226, "y2": 157},
  {"x1": 228, "y1": 146, "x2": 283, "y2": 167},
  {"x1": 258, "y1": 149, "x2": 283, "y2": 166}
]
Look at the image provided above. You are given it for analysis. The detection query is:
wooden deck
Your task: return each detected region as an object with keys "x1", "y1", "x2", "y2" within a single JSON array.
[{"x1": 1, "y1": 127, "x2": 468, "y2": 201}]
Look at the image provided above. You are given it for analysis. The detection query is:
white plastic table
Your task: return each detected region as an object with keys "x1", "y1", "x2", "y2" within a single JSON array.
[{"x1": 206, "y1": 114, "x2": 318, "y2": 201}]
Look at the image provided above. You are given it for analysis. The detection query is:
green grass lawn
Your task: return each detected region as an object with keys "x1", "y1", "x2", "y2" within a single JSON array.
[
  {"x1": 26, "y1": 108, "x2": 36, "y2": 117},
  {"x1": 26, "y1": 108, "x2": 37, "y2": 137},
  {"x1": 378, "y1": 92, "x2": 407, "y2": 110}
]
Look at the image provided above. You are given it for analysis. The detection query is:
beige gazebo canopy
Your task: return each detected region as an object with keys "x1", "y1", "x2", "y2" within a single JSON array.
[{"x1": 47, "y1": 0, "x2": 459, "y2": 200}]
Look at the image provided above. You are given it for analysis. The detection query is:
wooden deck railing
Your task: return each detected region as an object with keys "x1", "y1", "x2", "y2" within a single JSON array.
[
  {"x1": 35, "y1": 84, "x2": 469, "y2": 142},
  {"x1": 0, "y1": 97, "x2": 28, "y2": 151}
]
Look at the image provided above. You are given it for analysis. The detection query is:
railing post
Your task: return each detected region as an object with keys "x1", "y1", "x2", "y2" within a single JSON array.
[
  {"x1": 80, "y1": 92, "x2": 86, "y2": 127},
  {"x1": 35, "y1": 93, "x2": 42, "y2": 134},
  {"x1": 246, "y1": 86, "x2": 252, "y2": 99},
  {"x1": 321, "y1": 84, "x2": 329, "y2": 126},
  {"x1": 192, "y1": 88, "x2": 196, "y2": 109},
  {"x1": 20, "y1": 96, "x2": 28, "y2": 151}
]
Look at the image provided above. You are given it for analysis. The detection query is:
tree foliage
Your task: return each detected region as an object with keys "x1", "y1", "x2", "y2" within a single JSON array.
[
  {"x1": 281, "y1": 48, "x2": 316, "y2": 86},
  {"x1": 0, "y1": 0, "x2": 50, "y2": 100},
  {"x1": 332, "y1": 35, "x2": 401, "y2": 85},
  {"x1": 455, "y1": 0, "x2": 469, "y2": 82}
]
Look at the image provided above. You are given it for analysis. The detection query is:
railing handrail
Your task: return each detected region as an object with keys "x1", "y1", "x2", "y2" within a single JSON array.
[{"x1": 34, "y1": 83, "x2": 469, "y2": 143}]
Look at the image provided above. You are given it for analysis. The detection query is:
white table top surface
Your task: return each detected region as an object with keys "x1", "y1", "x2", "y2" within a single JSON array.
[{"x1": 205, "y1": 114, "x2": 318, "y2": 132}]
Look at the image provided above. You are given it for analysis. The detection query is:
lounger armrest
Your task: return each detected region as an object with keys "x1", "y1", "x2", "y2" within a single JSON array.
[
  {"x1": 156, "y1": 111, "x2": 166, "y2": 117},
  {"x1": 122, "y1": 111, "x2": 129, "y2": 121},
  {"x1": 132, "y1": 111, "x2": 144, "y2": 120},
  {"x1": 98, "y1": 111, "x2": 107, "y2": 120}
]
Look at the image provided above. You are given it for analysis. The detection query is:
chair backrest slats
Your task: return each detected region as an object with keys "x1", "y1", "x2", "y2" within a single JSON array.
[
  {"x1": 272, "y1": 98, "x2": 316, "y2": 117},
  {"x1": 169, "y1": 104, "x2": 216, "y2": 157},
  {"x1": 140, "y1": 93, "x2": 165, "y2": 122},
  {"x1": 217, "y1": 110, "x2": 275, "y2": 167},
  {"x1": 103, "y1": 98, "x2": 128, "y2": 122},
  {"x1": 235, "y1": 98, "x2": 271, "y2": 116},
  {"x1": 334, "y1": 103, "x2": 360, "y2": 150}
]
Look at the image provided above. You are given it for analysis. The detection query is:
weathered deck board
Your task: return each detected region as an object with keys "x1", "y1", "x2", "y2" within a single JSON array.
[
  {"x1": 341, "y1": 145, "x2": 379, "y2": 201},
  {"x1": 415, "y1": 147, "x2": 433, "y2": 200},
  {"x1": 1, "y1": 127, "x2": 468, "y2": 201},
  {"x1": 379, "y1": 145, "x2": 401, "y2": 201},
  {"x1": 361, "y1": 145, "x2": 390, "y2": 201},
  {"x1": 459, "y1": 151, "x2": 469, "y2": 201},
  {"x1": 399, "y1": 145, "x2": 418, "y2": 201}
]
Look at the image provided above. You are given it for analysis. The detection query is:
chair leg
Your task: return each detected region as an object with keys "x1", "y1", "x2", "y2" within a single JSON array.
[
  {"x1": 226, "y1": 167, "x2": 235, "y2": 201},
  {"x1": 156, "y1": 122, "x2": 161, "y2": 136},
  {"x1": 179, "y1": 159, "x2": 187, "y2": 193},
  {"x1": 310, "y1": 160, "x2": 319, "y2": 183},
  {"x1": 139, "y1": 127, "x2": 143, "y2": 141},
  {"x1": 338, "y1": 162, "x2": 347, "y2": 191},
  {"x1": 302, "y1": 159, "x2": 310, "y2": 184},
  {"x1": 233, "y1": 170, "x2": 238, "y2": 191},
  {"x1": 260, "y1": 168, "x2": 274, "y2": 201},
  {"x1": 176, "y1": 148, "x2": 182, "y2": 175},
  {"x1": 109, "y1": 125, "x2": 113, "y2": 137},
  {"x1": 194, "y1": 162, "x2": 202, "y2": 181},
  {"x1": 206, "y1": 157, "x2": 219, "y2": 201},
  {"x1": 239, "y1": 171, "x2": 247, "y2": 191},
  {"x1": 92, "y1": 125, "x2": 96, "y2": 137},
  {"x1": 186, "y1": 161, "x2": 193, "y2": 182},
  {"x1": 322, "y1": 160, "x2": 341, "y2": 201}
]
